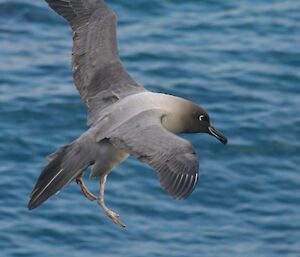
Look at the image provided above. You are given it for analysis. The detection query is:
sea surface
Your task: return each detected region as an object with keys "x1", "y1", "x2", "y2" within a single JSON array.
[{"x1": 1, "y1": 0, "x2": 300, "y2": 256}]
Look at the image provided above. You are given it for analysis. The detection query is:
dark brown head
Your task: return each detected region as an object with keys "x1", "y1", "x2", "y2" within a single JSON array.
[{"x1": 185, "y1": 105, "x2": 228, "y2": 144}]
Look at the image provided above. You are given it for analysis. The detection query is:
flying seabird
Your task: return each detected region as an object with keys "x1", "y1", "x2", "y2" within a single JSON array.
[{"x1": 28, "y1": 0, "x2": 228, "y2": 228}]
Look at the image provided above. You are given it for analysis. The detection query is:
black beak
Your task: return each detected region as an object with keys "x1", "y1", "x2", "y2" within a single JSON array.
[{"x1": 208, "y1": 126, "x2": 228, "y2": 145}]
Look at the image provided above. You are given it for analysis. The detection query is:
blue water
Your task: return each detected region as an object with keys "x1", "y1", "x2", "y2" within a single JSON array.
[{"x1": 1, "y1": 0, "x2": 300, "y2": 256}]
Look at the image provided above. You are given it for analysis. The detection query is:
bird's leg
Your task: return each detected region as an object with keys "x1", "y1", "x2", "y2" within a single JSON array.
[
  {"x1": 98, "y1": 174, "x2": 126, "y2": 228},
  {"x1": 76, "y1": 174, "x2": 97, "y2": 201}
]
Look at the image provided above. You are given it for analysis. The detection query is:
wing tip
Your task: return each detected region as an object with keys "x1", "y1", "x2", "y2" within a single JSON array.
[
  {"x1": 28, "y1": 185, "x2": 50, "y2": 210},
  {"x1": 27, "y1": 196, "x2": 41, "y2": 210}
]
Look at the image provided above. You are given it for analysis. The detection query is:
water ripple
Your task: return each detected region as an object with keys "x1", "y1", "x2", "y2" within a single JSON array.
[{"x1": 1, "y1": 0, "x2": 300, "y2": 256}]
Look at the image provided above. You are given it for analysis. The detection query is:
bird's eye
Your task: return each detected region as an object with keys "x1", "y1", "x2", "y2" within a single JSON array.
[
  {"x1": 199, "y1": 115, "x2": 205, "y2": 121},
  {"x1": 199, "y1": 114, "x2": 209, "y2": 122}
]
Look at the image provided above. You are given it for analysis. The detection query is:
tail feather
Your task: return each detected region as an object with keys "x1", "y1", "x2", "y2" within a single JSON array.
[{"x1": 28, "y1": 141, "x2": 93, "y2": 210}]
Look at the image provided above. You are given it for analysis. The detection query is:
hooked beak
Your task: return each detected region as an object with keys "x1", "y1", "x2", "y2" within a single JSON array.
[{"x1": 208, "y1": 126, "x2": 228, "y2": 145}]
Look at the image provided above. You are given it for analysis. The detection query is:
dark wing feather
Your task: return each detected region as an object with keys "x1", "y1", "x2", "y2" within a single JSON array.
[
  {"x1": 107, "y1": 110, "x2": 199, "y2": 200},
  {"x1": 28, "y1": 140, "x2": 94, "y2": 210},
  {"x1": 45, "y1": 0, "x2": 145, "y2": 123}
]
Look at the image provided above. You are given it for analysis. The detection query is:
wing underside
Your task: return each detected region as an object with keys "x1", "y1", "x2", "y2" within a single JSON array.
[{"x1": 106, "y1": 109, "x2": 200, "y2": 199}]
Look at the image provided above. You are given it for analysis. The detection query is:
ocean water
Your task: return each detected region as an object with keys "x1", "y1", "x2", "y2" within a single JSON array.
[{"x1": 1, "y1": 0, "x2": 300, "y2": 256}]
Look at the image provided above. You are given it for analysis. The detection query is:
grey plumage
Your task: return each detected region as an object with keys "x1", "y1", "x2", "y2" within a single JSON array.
[
  {"x1": 45, "y1": 0, "x2": 145, "y2": 124},
  {"x1": 28, "y1": 0, "x2": 227, "y2": 226},
  {"x1": 107, "y1": 109, "x2": 199, "y2": 200},
  {"x1": 29, "y1": 135, "x2": 93, "y2": 209},
  {"x1": 29, "y1": 132, "x2": 128, "y2": 210}
]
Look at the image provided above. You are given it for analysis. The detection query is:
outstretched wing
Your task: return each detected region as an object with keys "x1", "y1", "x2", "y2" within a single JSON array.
[
  {"x1": 45, "y1": 0, "x2": 146, "y2": 123},
  {"x1": 107, "y1": 110, "x2": 199, "y2": 200}
]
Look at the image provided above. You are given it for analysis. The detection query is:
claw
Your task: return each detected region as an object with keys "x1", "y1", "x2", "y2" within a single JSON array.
[
  {"x1": 105, "y1": 210, "x2": 126, "y2": 228},
  {"x1": 98, "y1": 174, "x2": 126, "y2": 228}
]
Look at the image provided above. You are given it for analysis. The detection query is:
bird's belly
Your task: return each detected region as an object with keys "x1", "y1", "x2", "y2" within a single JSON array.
[{"x1": 89, "y1": 139, "x2": 129, "y2": 178}]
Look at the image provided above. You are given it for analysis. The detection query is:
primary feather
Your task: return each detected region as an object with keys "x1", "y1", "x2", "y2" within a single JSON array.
[{"x1": 45, "y1": 0, "x2": 145, "y2": 124}]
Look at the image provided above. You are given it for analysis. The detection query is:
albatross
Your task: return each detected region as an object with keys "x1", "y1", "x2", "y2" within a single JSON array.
[{"x1": 28, "y1": 0, "x2": 228, "y2": 228}]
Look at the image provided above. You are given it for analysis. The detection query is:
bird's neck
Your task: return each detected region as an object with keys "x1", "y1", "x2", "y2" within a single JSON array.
[{"x1": 156, "y1": 93, "x2": 197, "y2": 134}]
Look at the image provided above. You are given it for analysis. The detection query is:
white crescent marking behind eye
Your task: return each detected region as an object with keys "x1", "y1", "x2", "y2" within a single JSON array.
[{"x1": 199, "y1": 115, "x2": 205, "y2": 121}]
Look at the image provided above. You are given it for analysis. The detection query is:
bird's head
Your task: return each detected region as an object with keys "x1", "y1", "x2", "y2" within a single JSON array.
[{"x1": 186, "y1": 106, "x2": 228, "y2": 145}]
